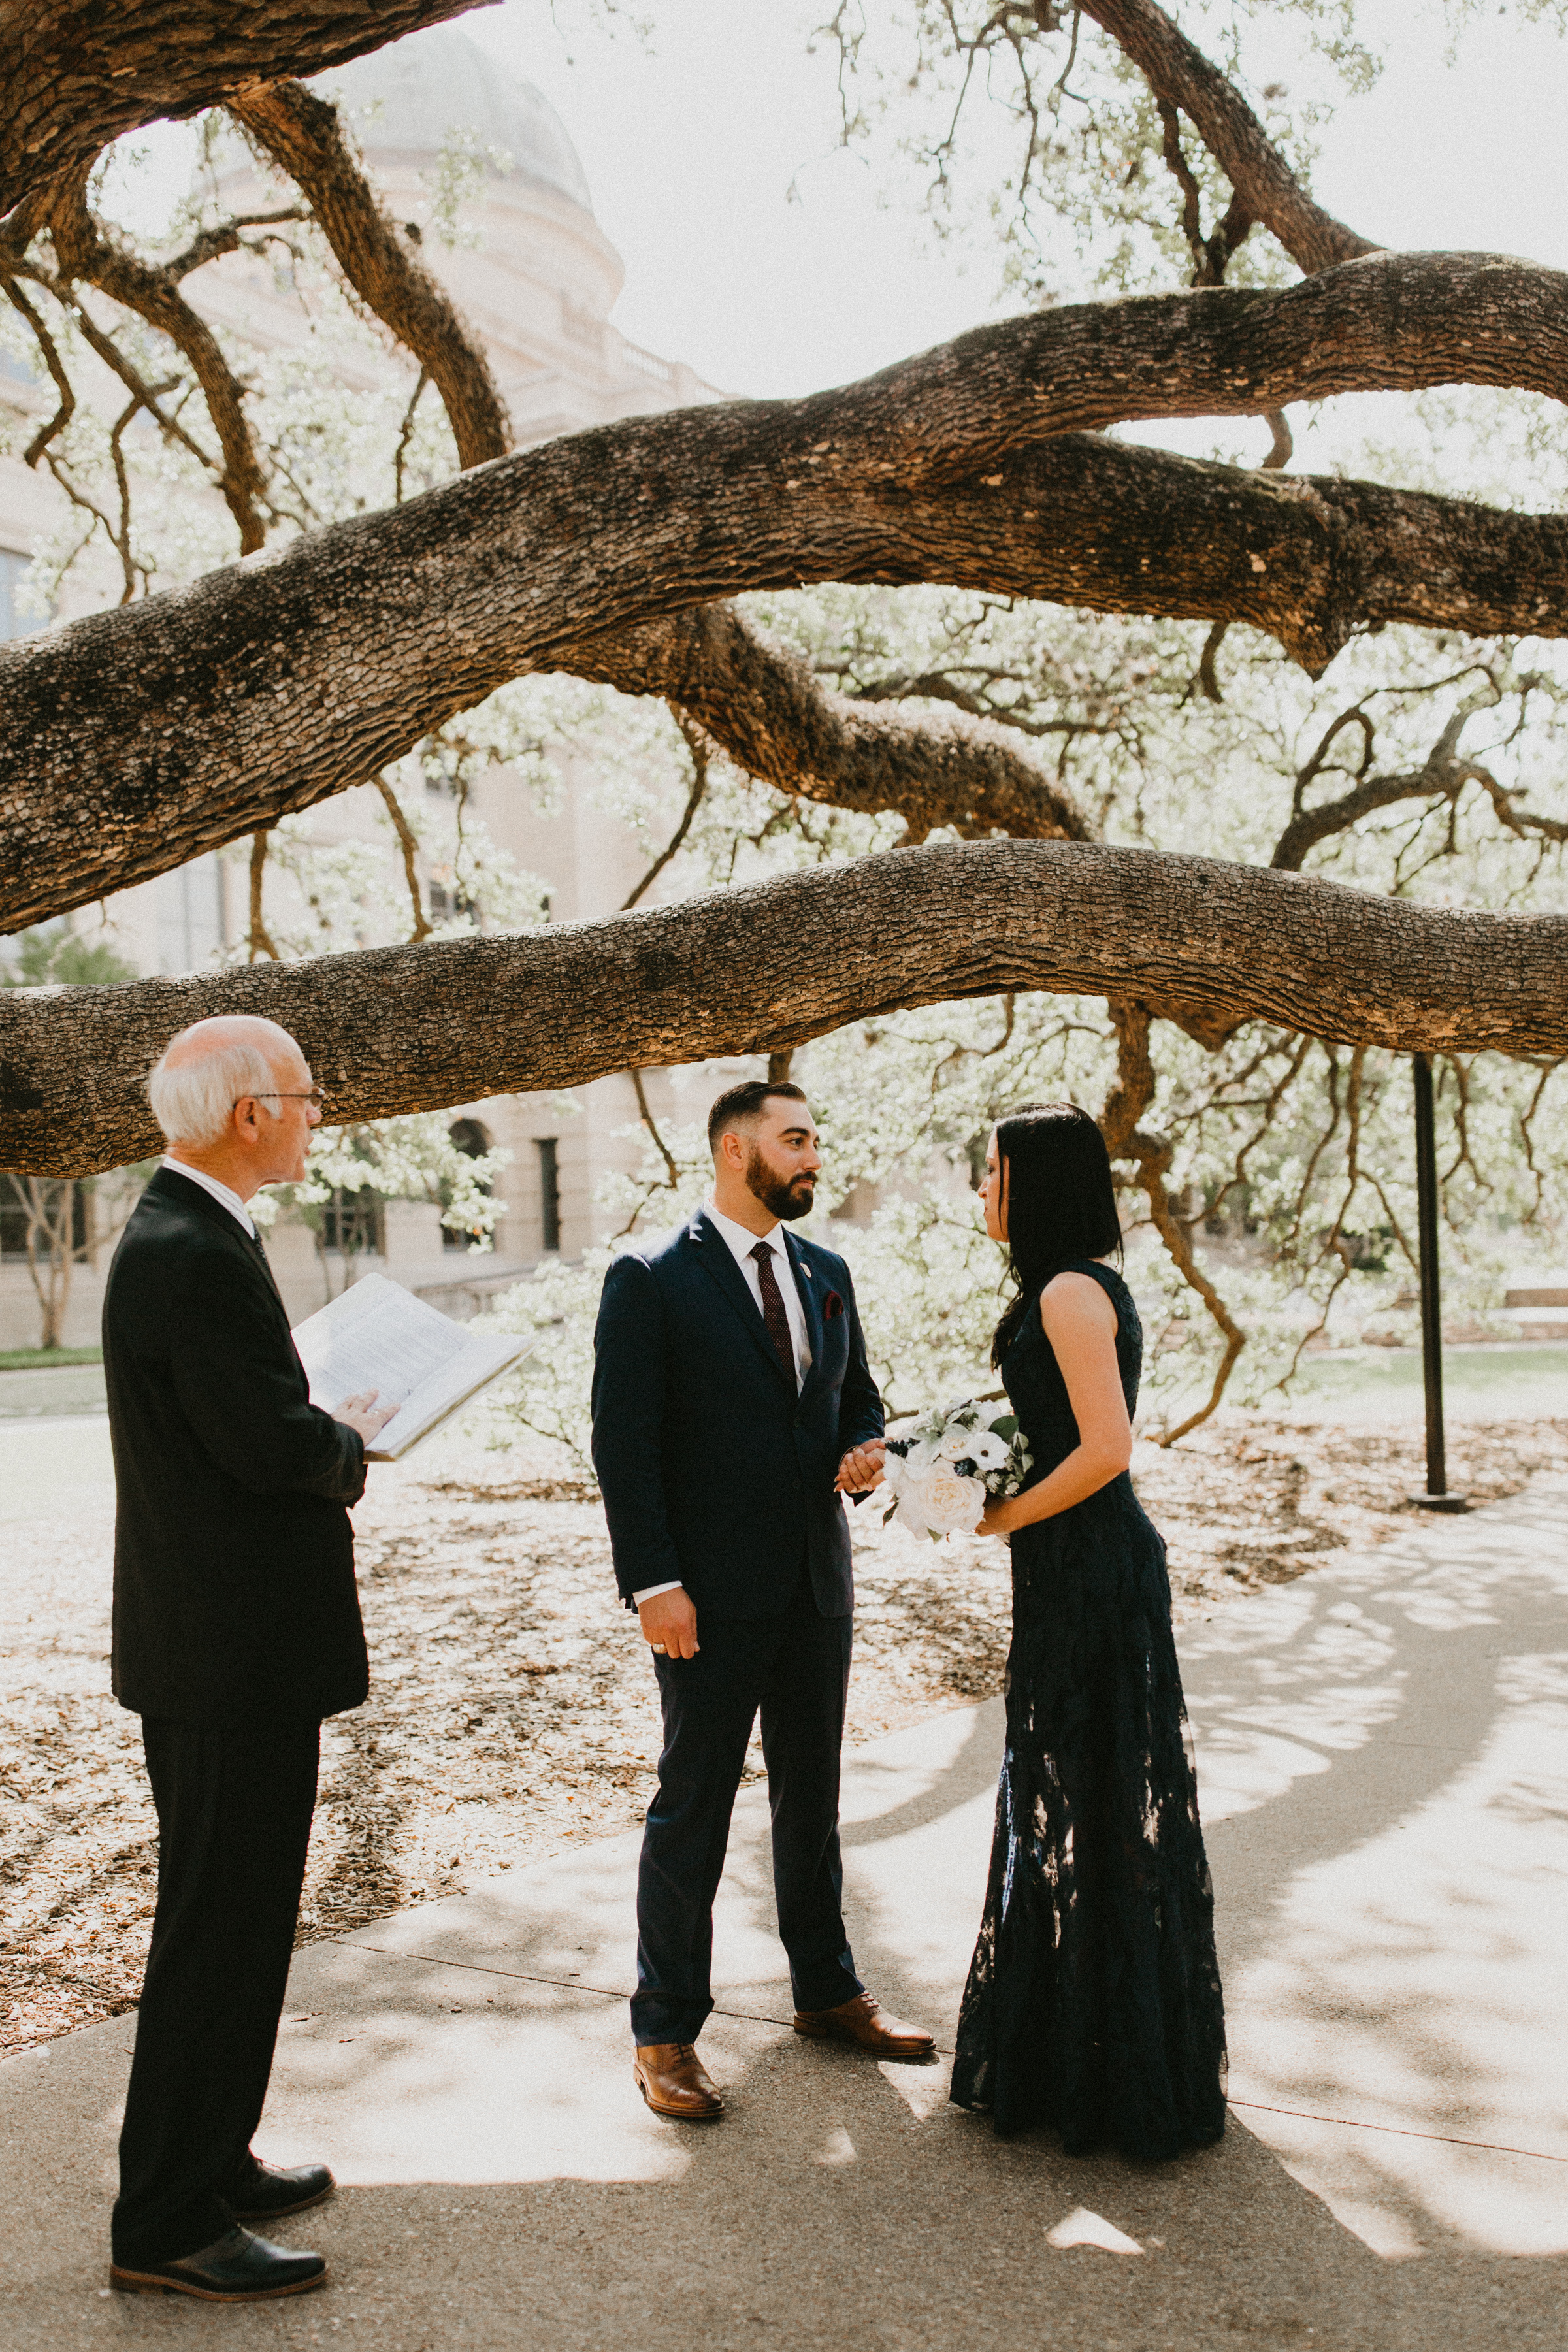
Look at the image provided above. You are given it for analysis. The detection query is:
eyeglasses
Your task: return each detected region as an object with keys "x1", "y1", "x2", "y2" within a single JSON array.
[{"x1": 233, "y1": 1088, "x2": 327, "y2": 1109}]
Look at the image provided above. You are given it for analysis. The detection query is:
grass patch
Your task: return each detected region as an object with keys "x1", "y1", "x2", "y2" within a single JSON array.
[
  {"x1": 1295, "y1": 1344, "x2": 1568, "y2": 1398},
  {"x1": 0, "y1": 1347, "x2": 103, "y2": 1371}
]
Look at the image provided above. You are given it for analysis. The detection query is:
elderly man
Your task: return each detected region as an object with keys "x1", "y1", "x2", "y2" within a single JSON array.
[{"x1": 103, "y1": 1016, "x2": 391, "y2": 2304}]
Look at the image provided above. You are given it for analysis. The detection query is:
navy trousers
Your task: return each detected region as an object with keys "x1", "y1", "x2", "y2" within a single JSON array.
[
  {"x1": 112, "y1": 1715, "x2": 320, "y2": 2266},
  {"x1": 631, "y1": 1583, "x2": 862, "y2": 2044}
]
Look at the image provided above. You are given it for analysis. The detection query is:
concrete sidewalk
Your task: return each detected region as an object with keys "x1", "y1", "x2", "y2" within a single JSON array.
[{"x1": 5, "y1": 1484, "x2": 1568, "y2": 2349}]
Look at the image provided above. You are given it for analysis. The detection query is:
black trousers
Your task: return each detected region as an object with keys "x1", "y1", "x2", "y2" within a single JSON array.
[
  {"x1": 631, "y1": 1584, "x2": 862, "y2": 2044},
  {"x1": 111, "y1": 1714, "x2": 321, "y2": 2266}
]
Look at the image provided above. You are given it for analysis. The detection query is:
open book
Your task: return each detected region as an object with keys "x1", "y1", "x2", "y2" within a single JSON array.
[{"x1": 291, "y1": 1272, "x2": 531, "y2": 1462}]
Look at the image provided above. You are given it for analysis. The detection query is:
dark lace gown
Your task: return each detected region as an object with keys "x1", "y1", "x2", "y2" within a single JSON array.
[{"x1": 949, "y1": 1259, "x2": 1228, "y2": 2159}]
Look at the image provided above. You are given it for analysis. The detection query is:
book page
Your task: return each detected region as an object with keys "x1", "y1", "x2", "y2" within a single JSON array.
[
  {"x1": 367, "y1": 1330, "x2": 528, "y2": 1459},
  {"x1": 292, "y1": 1273, "x2": 465, "y2": 1413},
  {"x1": 291, "y1": 1273, "x2": 531, "y2": 1462}
]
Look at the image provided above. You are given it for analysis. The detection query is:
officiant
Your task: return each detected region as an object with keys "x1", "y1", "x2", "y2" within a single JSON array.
[{"x1": 103, "y1": 1015, "x2": 393, "y2": 2306}]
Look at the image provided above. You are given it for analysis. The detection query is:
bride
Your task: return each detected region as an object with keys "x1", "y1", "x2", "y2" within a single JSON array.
[{"x1": 949, "y1": 1102, "x2": 1228, "y2": 2159}]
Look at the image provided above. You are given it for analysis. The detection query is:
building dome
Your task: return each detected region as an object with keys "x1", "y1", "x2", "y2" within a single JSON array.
[{"x1": 312, "y1": 25, "x2": 596, "y2": 216}]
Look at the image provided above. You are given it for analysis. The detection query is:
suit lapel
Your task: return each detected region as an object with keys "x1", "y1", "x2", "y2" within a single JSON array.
[
  {"x1": 242, "y1": 1226, "x2": 287, "y2": 1309},
  {"x1": 689, "y1": 1209, "x2": 796, "y2": 1389},
  {"x1": 784, "y1": 1230, "x2": 825, "y2": 1394}
]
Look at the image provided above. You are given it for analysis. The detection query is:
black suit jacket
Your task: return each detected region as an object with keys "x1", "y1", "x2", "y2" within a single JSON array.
[
  {"x1": 591, "y1": 1209, "x2": 884, "y2": 1620},
  {"x1": 104, "y1": 1167, "x2": 369, "y2": 1723}
]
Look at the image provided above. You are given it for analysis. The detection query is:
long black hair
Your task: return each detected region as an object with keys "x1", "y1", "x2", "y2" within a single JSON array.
[{"x1": 990, "y1": 1102, "x2": 1122, "y2": 1365}]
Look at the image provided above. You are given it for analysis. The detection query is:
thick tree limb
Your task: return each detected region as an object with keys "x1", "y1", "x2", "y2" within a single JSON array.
[
  {"x1": 5, "y1": 841, "x2": 1567, "y2": 1175},
  {"x1": 225, "y1": 78, "x2": 514, "y2": 472},
  {"x1": 7, "y1": 250, "x2": 1568, "y2": 928},
  {"x1": 565, "y1": 607, "x2": 1091, "y2": 844},
  {"x1": 1081, "y1": 0, "x2": 1377, "y2": 274},
  {"x1": 4, "y1": 423, "x2": 1566, "y2": 933},
  {"x1": 0, "y1": 1, "x2": 489, "y2": 221},
  {"x1": 225, "y1": 83, "x2": 1088, "y2": 848}
]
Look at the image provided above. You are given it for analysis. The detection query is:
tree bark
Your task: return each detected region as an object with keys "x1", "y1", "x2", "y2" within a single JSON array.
[
  {"x1": 221, "y1": 79, "x2": 1093, "y2": 846},
  {"x1": 10, "y1": 243, "x2": 1568, "y2": 928},
  {"x1": 0, "y1": 1, "x2": 488, "y2": 221},
  {"x1": 564, "y1": 606, "x2": 1091, "y2": 844},
  {"x1": 225, "y1": 78, "x2": 514, "y2": 473},
  {"x1": 5, "y1": 840, "x2": 1566, "y2": 1175},
  {"x1": 1081, "y1": 0, "x2": 1378, "y2": 274}
]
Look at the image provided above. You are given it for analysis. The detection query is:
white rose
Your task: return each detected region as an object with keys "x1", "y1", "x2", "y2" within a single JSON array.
[{"x1": 900, "y1": 1462, "x2": 987, "y2": 1537}]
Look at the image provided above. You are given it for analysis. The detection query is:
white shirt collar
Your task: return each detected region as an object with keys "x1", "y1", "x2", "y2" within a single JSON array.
[
  {"x1": 159, "y1": 1155, "x2": 257, "y2": 1239},
  {"x1": 705, "y1": 1198, "x2": 783, "y2": 1260}
]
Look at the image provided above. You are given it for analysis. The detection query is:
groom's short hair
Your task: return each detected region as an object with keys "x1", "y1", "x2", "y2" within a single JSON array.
[{"x1": 707, "y1": 1078, "x2": 808, "y2": 1156}]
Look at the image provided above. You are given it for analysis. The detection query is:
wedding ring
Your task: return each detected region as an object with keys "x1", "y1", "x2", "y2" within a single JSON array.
[{"x1": 651, "y1": 1642, "x2": 668, "y2": 1654}]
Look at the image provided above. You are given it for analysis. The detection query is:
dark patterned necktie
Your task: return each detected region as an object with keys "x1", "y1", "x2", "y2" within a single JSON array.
[{"x1": 750, "y1": 1241, "x2": 795, "y2": 1380}]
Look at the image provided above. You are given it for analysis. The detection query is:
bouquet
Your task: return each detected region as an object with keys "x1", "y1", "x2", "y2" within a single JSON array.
[{"x1": 881, "y1": 1398, "x2": 1034, "y2": 1541}]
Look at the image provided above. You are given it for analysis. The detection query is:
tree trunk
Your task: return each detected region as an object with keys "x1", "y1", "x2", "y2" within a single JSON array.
[
  {"x1": 4, "y1": 840, "x2": 1565, "y2": 1175},
  {"x1": 0, "y1": 2, "x2": 486, "y2": 220}
]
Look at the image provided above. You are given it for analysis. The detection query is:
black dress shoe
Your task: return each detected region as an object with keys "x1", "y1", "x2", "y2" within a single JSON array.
[
  {"x1": 222, "y1": 2154, "x2": 336, "y2": 2221},
  {"x1": 110, "y1": 2225, "x2": 328, "y2": 2302}
]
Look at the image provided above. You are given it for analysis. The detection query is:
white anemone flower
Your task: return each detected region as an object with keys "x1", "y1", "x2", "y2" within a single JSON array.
[{"x1": 964, "y1": 1429, "x2": 1013, "y2": 1472}]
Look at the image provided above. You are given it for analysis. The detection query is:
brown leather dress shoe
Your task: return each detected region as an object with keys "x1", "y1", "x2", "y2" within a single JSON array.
[
  {"x1": 793, "y1": 1991, "x2": 936, "y2": 2061},
  {"x1": 633, "y1": 2042, "x2": 725, "y2": 2121}
]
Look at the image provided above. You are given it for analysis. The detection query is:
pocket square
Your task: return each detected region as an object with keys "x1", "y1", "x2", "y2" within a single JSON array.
[{"x1": 823, "y1": 1290, "x2": 845, "y2": 1322}]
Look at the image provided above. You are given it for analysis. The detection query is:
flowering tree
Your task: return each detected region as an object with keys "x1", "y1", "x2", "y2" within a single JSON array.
[{"x1": 5, "y1": 0, "x2": 1568, "y2": 1427}]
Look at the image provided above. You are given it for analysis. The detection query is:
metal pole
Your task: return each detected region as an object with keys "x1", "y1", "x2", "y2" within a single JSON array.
[{"x1": 1410, "y1": 1054, "x2": 1466, "y2": 1512}]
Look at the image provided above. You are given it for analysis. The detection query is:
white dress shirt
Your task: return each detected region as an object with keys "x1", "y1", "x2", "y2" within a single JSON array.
[
  {"x1": 703, "y1": 1201, "x2": 813, "y2": 1391},
  {"x1": 159, "y1": 1154, "x2": 256, "y2": 1237},
  {"x1": 632, "y1": 1200, "x2": 814, "y2": 1609}
]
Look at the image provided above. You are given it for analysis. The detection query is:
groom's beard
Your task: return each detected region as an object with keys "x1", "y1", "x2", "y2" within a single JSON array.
[{"x1": 745, "y1": 1147, "x2": 816, "y2": 1222}]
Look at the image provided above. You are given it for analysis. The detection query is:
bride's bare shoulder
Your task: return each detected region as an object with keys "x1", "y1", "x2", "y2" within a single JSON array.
[{"x1": 1039, "y1": 1265, "x2": 1118, "y2": 1331}]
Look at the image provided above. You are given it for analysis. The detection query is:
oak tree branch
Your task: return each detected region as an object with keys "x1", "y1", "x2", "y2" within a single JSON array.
[{"x1": 5, "y1": 840, "x2": 1567, "y2": 1174}]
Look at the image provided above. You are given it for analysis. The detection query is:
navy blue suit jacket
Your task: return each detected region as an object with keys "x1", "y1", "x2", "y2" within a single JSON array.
[{"x1": 591, "y1": 1208, "x2": 884, "y2": 1620}]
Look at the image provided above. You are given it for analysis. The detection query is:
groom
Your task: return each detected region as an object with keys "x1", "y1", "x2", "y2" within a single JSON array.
[{"x1": 592, "y1": 1077, "x2": 934, "y2": 2119}]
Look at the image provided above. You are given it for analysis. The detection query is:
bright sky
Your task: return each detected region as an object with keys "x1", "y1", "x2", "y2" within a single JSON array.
[
  {"x1": 458, "y1": 0, "x2": 1568, "y2": 396},
  {"x1": 103, "y1": 0, "x2": 1568, "y2": 402}
]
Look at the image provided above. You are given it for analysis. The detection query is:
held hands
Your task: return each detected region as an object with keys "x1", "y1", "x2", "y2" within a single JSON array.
[
  {"x1": 639, "y1": 1586, "x2": 700, "y2": 1660},
  {"x1": 640, "y1": 1449, "x2": 887, "y2": 1664},
  {"x1": 834, "y1": 1441, "x2": 887, "y2": 1494},
  {"x1": 337, "y1": 1388, "x2": 398, "y2": 1446}
]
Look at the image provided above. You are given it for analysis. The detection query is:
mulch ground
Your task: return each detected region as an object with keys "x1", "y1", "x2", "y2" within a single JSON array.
[{"x1": 5, "y1": 1411, "x2": 1567, "y2": 2057}]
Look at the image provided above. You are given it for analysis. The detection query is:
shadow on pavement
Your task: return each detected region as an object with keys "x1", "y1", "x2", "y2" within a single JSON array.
[{"x1": 8, "y1": 1490, "x2": 1568, "y2": 2347}]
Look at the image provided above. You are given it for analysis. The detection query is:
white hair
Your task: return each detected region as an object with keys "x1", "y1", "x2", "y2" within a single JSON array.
[{"x1": 147, "y1": 1017, "x2": 299, "y2": 1149}]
